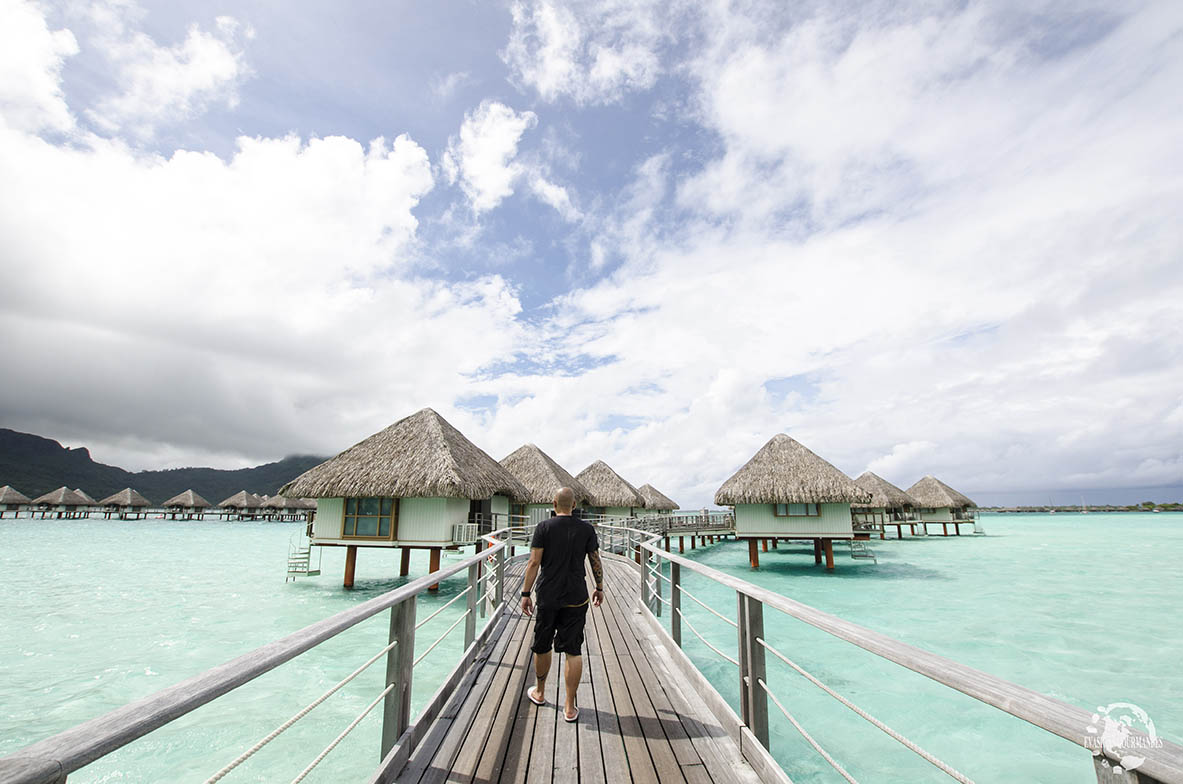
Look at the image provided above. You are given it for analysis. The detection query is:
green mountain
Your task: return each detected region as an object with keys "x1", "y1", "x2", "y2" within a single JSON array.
[{"x1": 0, "y1": 428, "x2": 327, "y2": 504}]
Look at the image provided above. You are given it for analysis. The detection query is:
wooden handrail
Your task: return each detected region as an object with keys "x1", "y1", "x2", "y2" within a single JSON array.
[
  {"x1": 0, "y1": 540, "x2": 507, "y2": 784},
  {"x1": 637, "y1": 537, "x2": 1183, "y2": 783}
]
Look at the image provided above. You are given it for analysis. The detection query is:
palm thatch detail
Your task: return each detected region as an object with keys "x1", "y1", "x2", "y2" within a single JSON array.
[
  {"x1": 575, "y1": 460, "x2": 646, "y2": 508},
  {"x1": 100, "y1": 488, "x2": 151, "y2": 507},
  {"x1": 500, "y1": 444, "x2": 591, "y2": 505},
  {"x1": 906, "y1": 476, "x2": 976, "y2": 509},
  {"x1": 280, "y1": 408, "x2": 527, "y2": 501},
  {"x1": 74, "y1": 489, "x2": 96, "y2": 504},
  {"x1": 219, "y1": 490, "x2": 262, "y2": 509},
  {"x1": 638, "y1": 483, "x2": 679, "y2": 510},
  {"x1": 0, "y1": 486, "x2": 32, "y2": 505},
  {"x1": 263, "y1": 495, "x2": 301, "y2": 509},
  {"x1": 33, "y1": 487, "x2": 88, "y2": 506},
  {"x1": 163, "y1": 489, "x2": 211, "y2": 509},
  {"x1": 852, "y1": 472, "x2": 916, "y2": 509},
  {"x1": 714, "y1": 434, "x2": 870, "y2": 505}
]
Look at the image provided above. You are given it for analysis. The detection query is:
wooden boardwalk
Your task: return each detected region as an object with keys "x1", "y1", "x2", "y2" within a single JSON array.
[{"x1": 395, "y1": 557, "x2": 764, "y2": 784}]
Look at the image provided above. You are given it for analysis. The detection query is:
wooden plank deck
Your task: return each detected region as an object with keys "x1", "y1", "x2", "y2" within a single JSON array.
[{"x1": 395, "y1": 556, "x2": 764, "y2": 784}]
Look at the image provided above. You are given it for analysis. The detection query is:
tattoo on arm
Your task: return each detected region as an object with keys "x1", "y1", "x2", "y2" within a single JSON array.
[{"x1": 588, "y1": 550, "x2": 604, "y2": 588}]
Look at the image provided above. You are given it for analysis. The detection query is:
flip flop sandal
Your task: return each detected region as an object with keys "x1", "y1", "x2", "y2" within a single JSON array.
[
  {"x1": 564, "y1": 707, "x2": 580, "y2": 723},
  {"x1": 528, "y1": 690, "x2": 546, "y2": 706}
]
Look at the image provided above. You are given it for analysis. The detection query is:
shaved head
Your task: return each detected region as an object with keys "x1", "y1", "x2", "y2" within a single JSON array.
[{"x1": 553, "y1": 487, "x2": 575, "y2": 514}]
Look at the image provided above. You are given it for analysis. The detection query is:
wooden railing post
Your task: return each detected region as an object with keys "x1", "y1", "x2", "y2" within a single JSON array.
[
  {"x1": 653, "y1": 554, "x2": 662, "y2": 617},
  {"x1": 495, "y1": 544, "x2": 505, "y2": 608},
  {"x1": 465, "y1": 563, "x2": 479, "y2": 649},
  {"x1": 737, "y1": 592, "x2": 769, "y2": 749},
  {"x1": 670, "y1": 562, "x2": 682, "y2": 647},
  {"x1": 640, "y1": 545, "x2": 651, "y2": 609},
  {"x1": 381, "y1": 596, "x2": 417, "y2": 758}
]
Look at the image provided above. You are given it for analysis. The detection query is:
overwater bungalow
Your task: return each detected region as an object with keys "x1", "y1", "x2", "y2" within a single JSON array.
[
  {"x1": 499, "y1": 443, "x2": 591, "y2": 524},
  {"x1": 162, "y1": 489, "x2": 211, "y2": 520},
  {"x1": 715, "y1": 434, "x2": 871, "y2": 570},
  {"x1": 74, "y1": 489, "x2": 97, "y2": 515},
  {"x1": 219, "y1": 490, "x2": 263, "y2": 521},
  {"x1": 638, "y1": 483, "x2": 679, "y2": 515},
  {"x1": 575, "y1": 460, "x2": 647, "y2": 520},
  {"x1": 852, "y1": 471, "x2": 919, "y2": 539},
  {"x1": 0, "y1": 485, "x2": 32, "y2": 518},
  {"x1": 906, "y1": 476, "x2": 978, "y2": 535},
  {"x1": 99, "y1": 488, "x2": 152, "y2": 520},
  {"x1": 32, "y1": 487, "x2": 88, "y2": 519},
  {"x1": 280, "y1": 407, "x2": 528, "y2": 589},
  {"x1": 262, "y1": 494, "x2": 309, "y2": 522}
]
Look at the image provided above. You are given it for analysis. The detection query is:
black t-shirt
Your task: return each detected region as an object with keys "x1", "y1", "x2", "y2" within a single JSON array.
[{"x1": 529, "y1": 515, "x2": 599, "y2": 608}]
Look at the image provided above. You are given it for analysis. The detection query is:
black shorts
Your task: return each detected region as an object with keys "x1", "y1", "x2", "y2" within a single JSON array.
[{"x1": 532, "y1": 603, "x2": 589, "y2": 655}]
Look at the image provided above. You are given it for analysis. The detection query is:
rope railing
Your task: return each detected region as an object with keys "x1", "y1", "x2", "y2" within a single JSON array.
[
  {"x1": 203, "y1": 637, "x2": 399, "y2": 783},
  {"x1": 288, "y1": 682, "x2": 395, "y2": 784},
  {"x1": 677, "y1": 583, "x2": 739, "y2": 629},
  {"x1": 757, "y1": 637, "x2": 975, "y2": 784},
  {"x1": 757, "y1": 678, "x2": 859, "y2": 784},
  {"x1": 414, "y1": 608, "x2": 471, "y2": 668},
  {"x1": 676, "y1": 608, "x2": 740, "y2": 667},
  {"x1": 415, "y1": 585, "x2": 472, "y2": 630}
]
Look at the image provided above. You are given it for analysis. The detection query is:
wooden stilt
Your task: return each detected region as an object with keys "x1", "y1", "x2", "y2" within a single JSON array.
[
  {"x1": 813, "y1": 538, "x2": 822, "y2": 565},
  {"x1": 399, "y1": 547, "x2": 411, "y2": 577},
  {"x1": 761, "y1": 539, "x2": 768, "y2": 552},
  {"x1": 691, "y1": 536, "x2": 696, "y2": 550},
  {"x1": 679, "y1": 536, "x2": 684, "y2": 553},
  {"x1": 771, "y1": 538, "x2": 778, "y2": 550},
  {"x1": 428, "y1": 547, "x2": 441, "y2": 591},
  {"x1": 942, "y1": 522, "x2": 949, "y2": 536},
  {"x1": 344, "y1": 545, "x2": 358, "y2": 589},
  {"x1": 823, "y1": 539, "x2": 834, "y2": 570},
  {"x1": 665, "y1": 536, "x2": 670, "y2": 552},
  {"x1": 748, "y1": 538, "x2": 760, "y2": 569}
]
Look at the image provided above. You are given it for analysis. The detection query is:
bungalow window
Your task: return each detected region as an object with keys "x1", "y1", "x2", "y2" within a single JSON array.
[
  {"x1": 773, "y1": 503, "x2": 820, "y2": 517},
  {"x1": 343, "y1": 497, "x2": 397, "y2": 539}
]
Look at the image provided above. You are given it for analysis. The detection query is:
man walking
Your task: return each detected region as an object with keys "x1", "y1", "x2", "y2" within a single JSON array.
[{"x1": 519, "y1": 487, "x2": 604, "y2": 722}]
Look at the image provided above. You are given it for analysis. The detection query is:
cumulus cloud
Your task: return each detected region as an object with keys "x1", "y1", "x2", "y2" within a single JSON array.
[
  {"x1": 0, "y1": 0, "x2": 79, "y2": 133},
  {"x1": 502, "y1": 0, "x2": 669, "y2": 104},
  {"x1": 84, "y1": 1, "x2": 252, "y2": 138}
]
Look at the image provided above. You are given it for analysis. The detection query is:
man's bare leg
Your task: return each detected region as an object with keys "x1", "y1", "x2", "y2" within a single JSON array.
[
  {"x1": 530, "y1": 651, "x2": 551, "y2": 703},
  {"x1": 563, "y1": 654, "x2": 582, "y2": 718}
]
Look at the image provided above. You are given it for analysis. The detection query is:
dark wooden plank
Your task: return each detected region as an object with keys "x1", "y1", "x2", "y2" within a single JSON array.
[
  {"x1": 525, "y1": 642, "x2": 559, "y2": 783},
  {"x1": 553, "y1": 650, "x2": 580, "y2": 783},
  {"x1": 574, "y1": 642, "x2": 606, "y2": 784},
  {"x1": 495, "y1": 620, "x2": 541, "y2": 784},
  {"x1": 582, "y1": 588, "x2": 630, "y2": 784}
]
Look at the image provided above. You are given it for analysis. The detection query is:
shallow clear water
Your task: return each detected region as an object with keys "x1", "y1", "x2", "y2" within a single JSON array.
[
  {"x1": 1, "y1": 514, "x2": 1180, "y2": 783},
  {"x1": 0, "y1": 518, "x2": 484, "y2": 783},
  {"x1": 657, "y1": 513, "x2": 1183, "y2": 783}
]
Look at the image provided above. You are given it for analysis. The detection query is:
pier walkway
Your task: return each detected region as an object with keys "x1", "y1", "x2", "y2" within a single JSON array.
[{"x1": 395, "y1": 558, "x2": 763, "y2": 784}]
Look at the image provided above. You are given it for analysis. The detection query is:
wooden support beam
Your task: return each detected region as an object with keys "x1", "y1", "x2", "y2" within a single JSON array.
[
  {"x1": 679, "y1": 536, "x2": 684, "y2": 553},
  {"x1": 344, "y1": 545, "x2": 358, "y2": 589},
  {"x1": 813, "y1": 538, "x2": 822, "y2": 565},
  {"x1": 942, "y1": 522, "x2": 949, "y2": 536},
  {"x1": 823, "y1": 539, "x2": 835, "y2": 570},
  {"x1": 771, "y1": 538, "x2": 777, "y2": 549},
  {"x1": 399, "y1": 547, "x2": 411, "y2": 577},
  {"x1": 691, "y1": 535, "x2": 696, "y2": 550},
  {"x1": 428, "y1": 547, "x2": 441, "y2": 592},
  {"x1": 748, "y1": 538, "x2": 760, "y2": 569},
  {"x1": 761, "y1": 538, "x2": 768, "y2": 552}
]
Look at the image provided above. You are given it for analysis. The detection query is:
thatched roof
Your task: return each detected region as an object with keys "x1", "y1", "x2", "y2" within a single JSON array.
[
  {"x1": 638, "y1": 483, "x2": 679, "y2": 510},
  {"x1": 74, "y1": 489, "x2": 96, "y2": 504},
  {"x1": 500, "y1": 444, "x2": 591, "y2": 505},
  {"x1": 219, "y1": 490, "x2": 262, "y2": 509},
  {"x1": 34, "y1": 487, "x2": 88, "y2": 506},
  {"x1": 280, "y1": 408, "x2": 528, "y2": 501},
  {"x1": 263, "y1": 495, "x2": 300, "y2": 509},
  {"x1": 100, "y1": 488, "x2": 151, "y2": 507},
  {"x1": 852, "y1": 472, "x2": 916, "y2": 509},
  {"x1": 575, "y1": 460, "x2": 646, "y2": 508},
  {"x1": 163, "y1": 489, "x2": 211, "y2": 508},
  {"x1": 0, "y1": 485, "x2": 32, "y2": 505},
  {"x1": 298, "y1": 497, "x2": 318, "y2": 509},
  {"x1": 714, "y1": 434, "x2": 871, "y2": 505},
  {"x1": 906, "y1": 476, "x2": 977, "y2": 509}
]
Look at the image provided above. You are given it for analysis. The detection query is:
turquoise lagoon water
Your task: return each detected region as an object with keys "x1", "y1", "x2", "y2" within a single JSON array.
[
  {"x1": 661, "y1": 513, "x2": 1183, "y2": 783},
  {"x1": 1, "y1": 513, "x2": 1180, "y2": 782}
]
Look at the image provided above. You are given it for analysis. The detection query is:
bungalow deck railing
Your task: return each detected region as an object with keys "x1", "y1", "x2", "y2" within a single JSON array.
[{"x1": 592, "y1": 523, "x2": 1183, "y2": 784}]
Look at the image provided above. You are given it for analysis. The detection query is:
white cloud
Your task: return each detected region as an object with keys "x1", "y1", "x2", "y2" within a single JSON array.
[
  {"x1": 443, "y1": 99, "x2": 537, "y2": 213},
  {"x1": 84, "y1": 1, "x2": 251, "y2": 138},
  {"x1": 430, "y1": 70, "x2": 471, "y2": 101},
  {"x1": 529, "y1": 174, "x2": 579, "y2": 221},
  {"x1": 0, "y1": 0, "x2": 79, "y2": 133},
  {"x1": 502, "y1": 0, "x2": 667, "y2": 104}
]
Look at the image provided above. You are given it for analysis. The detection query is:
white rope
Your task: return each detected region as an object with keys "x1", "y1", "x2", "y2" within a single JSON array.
[
  {"x1": 415, "y1": 585, "x2": 472, "y2": 630},
  {"x1": 414, "y1": 609, "x2": 470, "y2": 667},
  {"x1": 756, "y1": 638, "x2": 975, "y2": 784},
  {"x1": 204, "y1": 638, "x2": 397, "y2": 783},
  {"x1": 757, "y1": 678, "x2": 859, "y2": 784},
  {"x1": 677, "y1": 584, "x2": 739, "y2": 629},
  {"x1": 652, "y1": 592, "x2": 671, "y2": 606},
  {"x1": 676, "y1": 609, "x2": 739, "y2": 667},
  {"x1": 288, "y1": 683, "x2": 395, "y2": 784}
]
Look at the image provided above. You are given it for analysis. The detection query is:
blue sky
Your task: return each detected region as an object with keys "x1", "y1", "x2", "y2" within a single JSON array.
[{"x1": 1, "y1": 0, "x2": 1181, "y2": 507}]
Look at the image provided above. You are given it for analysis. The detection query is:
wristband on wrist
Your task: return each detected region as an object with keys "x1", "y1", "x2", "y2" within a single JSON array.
[{"x1": 520, "y1": 591, "x2": 531, "y2": 597}]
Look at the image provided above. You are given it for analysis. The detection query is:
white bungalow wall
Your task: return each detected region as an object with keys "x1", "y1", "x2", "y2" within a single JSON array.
[
  {"x1": 312, "y1": 496, "x2": 470, "y2": 547},
  {"x1": 735, "y1": 503, "x2": 854, "y2": 537},
  {"x1": 919, "y1": 507, "x2": 954, "y2": 523}
]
